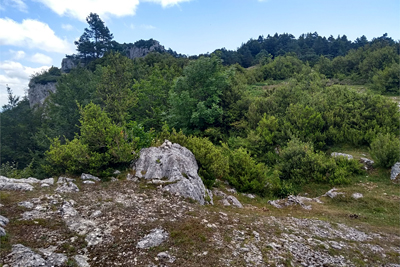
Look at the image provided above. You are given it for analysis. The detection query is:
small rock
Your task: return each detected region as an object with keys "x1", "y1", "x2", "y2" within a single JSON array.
[
  {"x1": 331, "y1": 152, "x2": 353, "y2": 160},
  {"x1": 113, "y1": 170, "x2": 121, "y2": 175},
  {"x1": 40, "y1": 177, "x2": 54, "y2": 185},
  {"x1": 57, "y1": 176, "x2": 75, "y2": 184},
  {"x1": 18, "y1": 201, "x2": 34, "y2": 209},
  {"x1": 360, "y1": 157, "x2": 374, "y2": 167},
  {"x1": 81, "y1": 173, "x2": 101, "y2": 182},
  {"x1": 0, "y1": 226, "x2": 6, "y2": 236},
  {"x1": 6, "y1": 244, "x2": 47, "y2": 266},
  {"x1": 0, "y1": 215, "x2": 10, "y2": 227},
  {"x1": 90, "y1": 210, "x2": 102, "y2": 218},
  {"x1": 221, "y1": 199, "x2": 230, "y2": 206},
  {"x1": 226, "y1": 188, "x2": 237, "y2": 194},
  {"x1": 157, "y1": 252, "x2": 176, "y2": 263},
  {"x1": 390, "y1": 162, "x2": 400, "y2": 181},
  {"x1": 352, "y1": 193, "x2": 363, "y2": 199},
  {"x1": 56, "y1": 181, "x2": 79, "y2": 193},
  {"x1": 41, "y1": 184, "x2": 50, "y2": 187},
  {"x1": 323, "y1": 188, "x2": 344, "y2": 198},
  {"x1": 136, "y1": 228, "x2": 169, "y2": 249},
  {"x1": 83, "y1": 180, "x2": 95, "y2": 184},
  {"x1": 227, "y1": 195, "x2": 243, "y2": 208},
  {"x1": 243, "y1": 193, "x2": 256, "y2": 199},
  {"x1": 74, "y1": 255, "x2": 90, "y2": 267}
]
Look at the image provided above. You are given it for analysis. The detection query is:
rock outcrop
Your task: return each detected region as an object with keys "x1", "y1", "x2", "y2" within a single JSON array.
[
  {"x1": 126, "y1": 40, "x2": 165, "y2": 60},
  {"x1": 331, "y1": 152, "x2": 353, "y2": 160},
  {"x1": 132, "y1": 140, "x2": 211, "y2": 205},
  {"x1": 28, "y1": 82, "x2": 57, "y2": 108},
  {"x1": 136, "y1": 228, "x2": 169, "y2": 249},
  {"x1": 0, "y1": 176, "x2": 54, "y2": 191}
]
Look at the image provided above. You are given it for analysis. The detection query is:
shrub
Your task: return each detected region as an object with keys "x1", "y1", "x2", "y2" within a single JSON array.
[
  {"x1": 369, "y1": 133, "x2": 400, "y2": 168},
  {"x1": 279, "y1": 138, "x2": 362, "y2": 186},
  {"x1": 223, "y1": 144, "x2": 279, "y2": 196},
  {"x1": 0, "y1": 160, "x2": 34, "y2": 178},
  {"x1": 44, "y1": 103, "x2": 140, "y2": 177}
]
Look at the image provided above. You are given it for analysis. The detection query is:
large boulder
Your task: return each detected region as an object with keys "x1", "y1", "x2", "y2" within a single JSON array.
[{"x1": 132, "y1": 140, "x2": 211, "y2": 205}]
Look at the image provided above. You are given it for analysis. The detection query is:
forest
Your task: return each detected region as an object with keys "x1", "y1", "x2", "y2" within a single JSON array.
[{"x1": 1, "y1": 13, "x2": 399, "y2": 198}]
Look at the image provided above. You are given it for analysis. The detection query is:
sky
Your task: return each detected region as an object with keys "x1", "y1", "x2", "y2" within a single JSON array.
[{"x1": 0, "y1": 0, "x2": 399, "y2": 107}]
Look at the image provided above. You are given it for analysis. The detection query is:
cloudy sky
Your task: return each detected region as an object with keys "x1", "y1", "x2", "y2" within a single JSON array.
[{"x1": 0, "y1": 0, "x2": 399, "y2": 107}]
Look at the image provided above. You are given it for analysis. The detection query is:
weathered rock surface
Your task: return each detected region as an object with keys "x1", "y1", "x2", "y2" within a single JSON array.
[
  {"x1": 0, "y1": 176, "x2": 34, "y2": 191},
  {"x1": 323, "y1": 188, "x2": 345, "y2": 198},
  {"x1": 126, "y1": 40, "x2": 165, "y2": 60},
  {"x1": 56, "y1": 177, "x2": 79, "y2": 193},
  {"x1": 331, "y1": 152, "x2": 353, "y2": 160},
  {"x1": 74, "y1": 255, "x2": 90, "y2": 267},
  {"x1": 81, "y1": 173, "x2": 101, "y2": 182},
  {"x1": 352, "y1": 192, "x2": 364, "y2": 199},
  {"x1": 28, "y1": 81, "x2": 57, "y2": 108},
  {"x1": 4, "y1": 244, "x2": 67, "y2": 267},
  {"x1": 360, "y1": 157, "x2": 374, "y2": 169},
  {"x1": 391, "y1": 162, "x2": 400, "y2": 181},
  {"x1": 0, "y1": 214, "x2": 10, "y2": 227},
  {"x1": 136, "y1": 228, "x2": 169, "y2": 249},
  {"x1": 133, "y1": 140, "x2": 210, "y2": 205},
  {"x1": 268, "y1": 195, "x2": 323, "y2": 210}
]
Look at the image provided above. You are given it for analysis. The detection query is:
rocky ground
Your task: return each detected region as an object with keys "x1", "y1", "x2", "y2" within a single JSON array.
[{"x1": 1, "y1": 174, "x2": 399, "y2": 267}]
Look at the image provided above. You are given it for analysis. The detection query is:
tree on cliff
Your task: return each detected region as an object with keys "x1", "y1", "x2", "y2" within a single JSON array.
[{"x1": 74, "y1": 13, "x2": 114, "y2": 60}]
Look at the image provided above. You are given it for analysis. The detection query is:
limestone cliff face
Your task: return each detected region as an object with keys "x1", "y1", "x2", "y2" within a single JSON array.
[
  {"x1": 61, "y1": 57, "x2": 81, "y2": 73},
  {"x1": 125, "y1": 40, "x2": 165, "y2": 60},
  {"x1": 28, "y1": 81, "x2": 57, "y2": 108}
]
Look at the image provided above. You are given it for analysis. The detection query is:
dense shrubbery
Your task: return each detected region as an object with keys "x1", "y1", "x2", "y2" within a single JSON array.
[{"x1": 30, "y1": 66, "x2": 62, "y2": 85}]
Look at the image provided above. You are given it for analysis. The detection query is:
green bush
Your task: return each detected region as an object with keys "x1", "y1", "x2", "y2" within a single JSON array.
[
  {"x1": 222, "y1": 145, "x2": 279, "y2": 196},
  {"x1": 0, "y1": 161, "x2": 34, "y2": 178},
  {"x1": 44, "y1": 103, "x2": 140, "y2": 177},
  {"x1": 369, "y1": 133, "x2": 400, "y2": 168},
  {"x1": 279, "y1": 138, "x2": 362, "y2": 186}
]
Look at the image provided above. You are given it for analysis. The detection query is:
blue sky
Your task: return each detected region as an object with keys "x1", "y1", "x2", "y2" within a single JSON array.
[{"x1": 0, "y1": 0, "x2": 399, "y2": 107}]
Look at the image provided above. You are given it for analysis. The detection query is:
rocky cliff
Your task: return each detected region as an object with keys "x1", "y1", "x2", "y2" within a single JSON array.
[
  {"x1": 125, "y1": 39, "x2": 165, "y2": 60},
  {"x1": 28, "y1": 81, "x2": 57, "y2": 108}
]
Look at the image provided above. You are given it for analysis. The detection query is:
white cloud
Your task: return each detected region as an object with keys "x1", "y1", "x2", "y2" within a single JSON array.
[
  {"x1": 35, "y1": 0, "x2": 140, "y2": 21},
  {"x1": 144, "y1": 0, "x2": 191, "y2": 8},
  {"x1": 9, "y1": 49, "x2": 26, "y2": 60},
  {"x1": 0, "y1": 61, "x2": 50, "y2": 106},
  {"x1": 130, "y1": 24, "x2": 135, "y2": 30},
  {"x1": 0, "y1": 18, "x2": 74, "y2": 54},
  {"x1": 34, "y1": 0, "x2": 191, "y2": 21},
  {"x1": 4, "y1": 0, "x2": 28, "y2": 12},
  {"x1": 30, "y1": 53, "x2": 53, "y2": 65},
  {"x1": 61, "y1": 23, "x2": 74, "y2": 31}
]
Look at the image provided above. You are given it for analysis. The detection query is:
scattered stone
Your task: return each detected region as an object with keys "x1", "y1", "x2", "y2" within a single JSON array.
[
  {"x1": 268, "y1": 195, "x2": 322, "y2": 210},
  {"x1": 74, "y1": 255, "x2": 90, "y2": 267},
  {"x1": 56, "y1": 181, "x2": 79, "y2": 193},
  {"x1": 390, "y1": 162, "x2": 400, "y2": 181},
  {"x1": 331, "y1": 152, "x2": 353, "y2": 160},
  {"x1": 157, "y1": 251, "x2": 176, "y2": 263},
  {"x1": 221, "y1": 199, "x2": 230, "y2": 206},
  {"x1": 243, "y1": 193, "x2": 256, "y2": 199},
  {"x1": 352, "y1": 193, "x2": 363, "y2": 199},
  {"x1": 59, "y1": 200, "x2": 78, "y2": 218},
  {"x1": 18, "y1": 201, "x2": 34, "y2": 209},
  {"x1": 6, "y1": 244, "x2": 47, "y2": 267},
  {"x1": 0, "y1": 227, "x2": 6, "y2": 236},
  {"x1": 40, "y1": 178, "x2": 54, "y2": 185},
  {"x1": 133, "y1": 140, "x2": 211, "y2": 205},
  {"x1": 90, "y1": 210, "x2": 102, "y2": 218},
  {"x1": 0, "y1": 176, "x2": 34, "y2": 191},
  {"x1": 111, "y1": 177, "x2": 118, "y2": 182},
  {"x1": 323, "y1": 188, "x2": 345, "y2": 198},
  {"x1": 81, "y1": 173, "x2": 101, "y2": 182},
  {"x1": 113, "y1": 170, "x2": 121, "y2": 175},
  {"x1": 0, "y1": 214, "x2": 10, "y2": 227},
  {"x1": 226, "y1": 195, "x2": 243, "y2": 208},
  {"x1": 226, "y1": 188, "x2": 237, "y2": 194},
  {"x1": 213, "y1": 189, "x2": 227, "y2": 198},
  {"x1": 57, "y1": 176, "x2": 75, "y2": 184},
  {"x1": 136, "y1": 228, "x2": 169, "y2": 249},
  {"x1": 41, "y1": 183, "x2": 50, "y2": 187},
  {"x1": 360, "y1": 157, "x2": 374, "y2": 169},
  {"x1": 83, "y1": 180, "x2": 95, "y2": 184},
  {"x1": 126, "y1": 173, "x2": 138, "y2": 181}
]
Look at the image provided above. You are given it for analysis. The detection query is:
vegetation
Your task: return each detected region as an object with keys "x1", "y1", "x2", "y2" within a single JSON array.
[{"x1": 1, "y1": 13, "x2": 399, "y2": 198}]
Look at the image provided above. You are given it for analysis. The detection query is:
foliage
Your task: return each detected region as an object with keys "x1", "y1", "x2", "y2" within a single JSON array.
[
  {"x1": 30, "y1": 66, "x2": 61, "y2": 85},
  {"x1": 278, "y1": 138, "x2": 362, "y2": 187},
  {"x1": 44, "y1": 103, "x2": 140, "y2": 177},
  {"x1": 369, "y1": 133, "x2": 400, "y2": 168},
  {"x1": 95, "y1": 52, "x2": 137, "y2": 125},
  {"x1": 74, "y1": 13, "x2": 114, "y2": 60},
  {"x1": 371, "y1": 62, "x2": 400, "y2": 94},
  {"x1": 222, "y1": 144, "x2": 279, "y2": 196},
  {"x1": 168, "y1": 56, "x2": 228, "y2": 133},
  {"x1": 0, "y1": 161, "x2": 34, "y2": 179}
]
